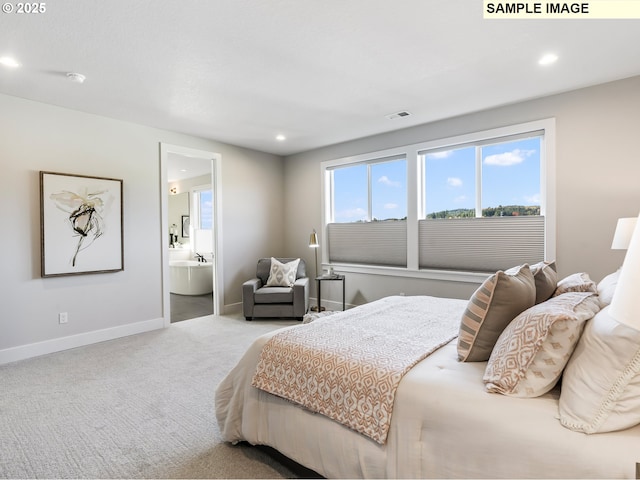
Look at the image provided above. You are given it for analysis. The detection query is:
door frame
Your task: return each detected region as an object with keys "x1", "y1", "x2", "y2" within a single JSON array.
[{"x1": 160, "y1": 143, "x2": 224, "y2": 326}]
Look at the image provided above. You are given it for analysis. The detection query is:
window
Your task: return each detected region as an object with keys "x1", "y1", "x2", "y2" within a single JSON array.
[
  {"x1": 423, "y1": 135, "x2": 541, "y2": 219},
  {"x1": 321, "y1": 119, "x2": 555, "y2": 280},
  {"x1": 419, "y1": 132, "x2": 546, "y2": 272},
  {"x1": 331, "y1": 157, "x2": 407, "y2": 223},
  {"x1": 191, "y1": 186, "x2": 213, "y2": 230},
  {"x1": 191, "y1": 185, "x2": 213, "y2": 253},
  {"x1": 424, "y1": 146, "x2": 476, "y2": 218},
  {"x1": 332, "y1": 164, "x2": 368, "y2": 223},
  {"x1": 327, "y1": 156, "x2": 407, "y2": 267}
]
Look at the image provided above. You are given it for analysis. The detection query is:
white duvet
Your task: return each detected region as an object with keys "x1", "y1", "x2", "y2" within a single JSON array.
[{"x1": 215, "y1": 296, "x2": 640, "y2": 479}]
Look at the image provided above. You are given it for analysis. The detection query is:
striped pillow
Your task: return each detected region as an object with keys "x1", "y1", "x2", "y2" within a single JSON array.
[{"x1": 457, "y1": 264, "x2": 536, "y2": 362}]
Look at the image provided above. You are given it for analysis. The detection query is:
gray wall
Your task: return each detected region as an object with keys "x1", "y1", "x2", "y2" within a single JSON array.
[
  {"x1": 284, "y1": 76, "x2": 640, "y2": 306},
  {"x1": 0, "y1": 93, "x2": 284, "y2": 360}
]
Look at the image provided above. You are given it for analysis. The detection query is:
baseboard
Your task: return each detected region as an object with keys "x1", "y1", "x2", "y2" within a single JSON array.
[
  {"x1": 223, "y1": 302, "x2": 242, "y2": 315},
  {"x1": 312, "y1": 298, "x2": 353, "y2": 312},
  {"x1": 0, "y1": 317, "x2": 165, "y2": 366}
]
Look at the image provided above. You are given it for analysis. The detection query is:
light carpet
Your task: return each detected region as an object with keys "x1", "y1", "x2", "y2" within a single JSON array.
[{"x1": 0, "y1": 314, "x2": 316, "y2": 479}]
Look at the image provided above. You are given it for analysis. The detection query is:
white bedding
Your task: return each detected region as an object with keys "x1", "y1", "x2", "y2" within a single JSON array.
[{"x1": 215, "y1": 296, "x2": 640, "y2": 479}]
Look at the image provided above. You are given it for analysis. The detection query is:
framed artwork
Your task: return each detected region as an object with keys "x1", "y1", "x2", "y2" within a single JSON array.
[
  {"x1": 40, "y1": 171, "x2": 124, "y2": 277},
  {"x1": 182, "y1": 215, "x2": 190, "y2": 238}
]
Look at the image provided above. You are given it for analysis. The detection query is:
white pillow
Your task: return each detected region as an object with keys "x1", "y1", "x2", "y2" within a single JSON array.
[
  {"x1": 558, "y1": 305, "x2": 640, "y2": 434},
  {"x1": 266, "y1": 257, "x2": 300, "y2": 287},
  {"x1": 597, "y1": 269, "x2": 620, "y2": 307},
  {"x1": 483, "y1": 292, "x2": 600, "y2": 397}
]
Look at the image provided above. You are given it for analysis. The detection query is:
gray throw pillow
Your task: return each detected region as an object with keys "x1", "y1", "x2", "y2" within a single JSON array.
[{"x1": 457, "y1": 264, "x2": 536, "y2": 362}]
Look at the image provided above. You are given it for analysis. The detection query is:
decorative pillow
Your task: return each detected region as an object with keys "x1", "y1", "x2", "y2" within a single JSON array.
[
  {"x1": 597, "y1": 269, "x2": 620, "y2": 307},
  {"x1": 558, "y1": 306, "x2": 640, "y2": 434},
  {"x1": 553, "y1": 272, "x2": 597, "y2": 297},
  {"x1": 484, "y1": 292, "x2": 601, "y2": 397},
  {"x1": 530, "y1": 260, "x2": 557, "y2": 304},
  {"x1": 266, "y1": 257, "x2": 300, "y2": 287},
  {"x1": 457, "y1": 264, "x2": 536, "y2": 362}
]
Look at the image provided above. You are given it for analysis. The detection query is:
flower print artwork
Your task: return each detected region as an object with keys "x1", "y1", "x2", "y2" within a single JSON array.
[
  {"x1": 49, "y1": 187, "x2": 109, "y2": 266},
  {"x1": 40, "y1": 172, "x2": 123, "y2": 277}
]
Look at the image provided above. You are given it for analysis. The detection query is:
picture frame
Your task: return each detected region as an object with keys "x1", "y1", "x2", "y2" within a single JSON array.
[
  {"x1": 182, "y1": 215, "x2": 190, "y2": 238},
  {"x1": 40, "y1": 171, "x2": 124, "y2": 277}
]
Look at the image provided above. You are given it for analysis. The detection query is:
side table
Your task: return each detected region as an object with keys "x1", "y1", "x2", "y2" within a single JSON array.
[{"x1": 315, "y1": 274, "x2": 345, "y2": 312}]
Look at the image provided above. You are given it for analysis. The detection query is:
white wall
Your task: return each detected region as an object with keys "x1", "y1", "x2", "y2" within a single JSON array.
[
  {"x1": 0, "y1": 93, "x2": 284, "y2": 363},
  {"x1": 284, "y1": 76, "x2": 640, "y2": 307},
  {"x1": 4, "y1": 75, "x2": 638, "y2": 362}
]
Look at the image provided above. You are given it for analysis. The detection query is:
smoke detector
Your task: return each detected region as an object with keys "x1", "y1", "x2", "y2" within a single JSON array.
[
  {"x1": 386, "y1": 111, "x2": 411, "y2": 120},
  {"x1": 66, "y1": 72, "x2": 86, "y2": 84}
]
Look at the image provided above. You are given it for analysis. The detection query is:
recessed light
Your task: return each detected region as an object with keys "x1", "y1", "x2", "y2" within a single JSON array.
[
  {"x1": 66, "y1": 72, "x2": 86, "y2": 83},
  {"x1": 276, "y1": 134, "x2": 286, "y2": 141},
  {"x1": 0, "y1": 56, "x2": 21, "y2": 68},
  {"x1": 538, "y1": 53, "x2": 558, "y2": 66}
]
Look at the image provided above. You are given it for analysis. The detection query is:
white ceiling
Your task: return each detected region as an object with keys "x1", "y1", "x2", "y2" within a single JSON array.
[
  {"x1": 167, "y1": 152, "x2": 212, "y2": 182},
  {"x1": 1, "y1": 0, "x2": 640, "y2": 156}
]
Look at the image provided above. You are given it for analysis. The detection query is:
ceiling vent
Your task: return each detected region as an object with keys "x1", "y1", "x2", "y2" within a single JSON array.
[{"x1": 386, "y1": 111, "x2": 411, "y2": 120}]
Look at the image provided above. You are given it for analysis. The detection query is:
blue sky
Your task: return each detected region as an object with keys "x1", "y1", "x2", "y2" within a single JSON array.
[
  {"x1": 333, "y1": 137, "x2": 540, "y2": 222},
  {"x1": 199, "y1": 190, "x2": 213, "y2": 229},
  {"x1": 333, "y1": 160, "x2": 408, "y2": 222}
]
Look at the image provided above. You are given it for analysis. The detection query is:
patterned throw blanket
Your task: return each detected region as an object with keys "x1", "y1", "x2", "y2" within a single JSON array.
[{"x1": 251, "y1": 295, "x2": 465, "y2": 444}]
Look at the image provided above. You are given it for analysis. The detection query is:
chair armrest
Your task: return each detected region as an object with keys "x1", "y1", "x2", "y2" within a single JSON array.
[
  {"x1": 243, "y1": 278, "x2": 262, "y2": 292},
  {"x1": 293, "y1": 277, "x2": 309, "y2": 289},
  {"x1": 293, "y1": 277, "x2": 310, "y2": 317},
  {"x1": 242, "y1": 278, "x2": 262, "y2": 318}
]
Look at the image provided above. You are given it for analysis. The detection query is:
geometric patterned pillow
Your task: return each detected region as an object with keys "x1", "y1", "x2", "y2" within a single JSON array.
[
  {"x1": 484, "y1": 292, "x2": 601, "y2": 397},
  {"x1": 266, "y1": 257, "x2": 300, "y2": 287},
  {"x1": 457, "y1": 264, "x2": 536, "y2": 362}
]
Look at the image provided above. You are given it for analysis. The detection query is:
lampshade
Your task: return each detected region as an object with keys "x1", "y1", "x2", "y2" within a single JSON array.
[
  {"x1": 611, "y1": 217, "x2": 637, "y2": 250},
  {"x1": 609, "y1": 212, "x2": 640, "y2": 330},
  {"x1": 309, "y1": 229, "x2": 319, "y2": 248}
]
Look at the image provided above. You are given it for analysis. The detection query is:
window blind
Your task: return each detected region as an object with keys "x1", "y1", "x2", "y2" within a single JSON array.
[
  {"x1": 419, "y1": 216, "x2": 545, "y2": 272},
  {"x1": 328, "y1": 221, "x2": 407, "y2": 267}
]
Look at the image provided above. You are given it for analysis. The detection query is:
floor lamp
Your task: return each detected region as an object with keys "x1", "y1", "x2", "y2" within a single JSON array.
[{"x1": 309, "y1": 229, "x2": 323, "y2": 311}]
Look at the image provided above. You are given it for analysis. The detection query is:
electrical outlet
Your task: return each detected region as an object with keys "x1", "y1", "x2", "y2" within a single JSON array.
[{"x1": 58, "y1": 312, "x2": 68, "y2": 324}]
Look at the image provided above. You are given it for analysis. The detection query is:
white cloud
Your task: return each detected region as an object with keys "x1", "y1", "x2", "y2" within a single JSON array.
[
  {"x1": 336, "y1": 207, "x2": 367, "y2": 221},
  {"x1": 378, "y1": 175, "x2": 401, "y2": 187},
  {"x1": 454, "y1": 195, "x2": 467, "y2": 203},
  {"x1": 524, "y1": 193, "x2": 540, "y2": 204},
  {"x1": 447, "y1": 177, "x2": 462, "y2": 187},
  {"x1": 484, "y1": 148, "x2": 535, "y2": 166},
  {"x1": 384, "y1": 203, "x2": 398, "y2": 210},
  {"x1": 427, "y1": 150, "x2": 452, "y2": 159}
]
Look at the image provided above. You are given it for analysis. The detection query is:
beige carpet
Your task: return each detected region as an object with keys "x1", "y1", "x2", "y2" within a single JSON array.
[{"x1": 0, "y1": 314, "x2": 318, "y2": 479}]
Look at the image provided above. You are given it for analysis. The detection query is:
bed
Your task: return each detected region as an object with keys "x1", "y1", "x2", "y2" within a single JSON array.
[{"x1": 215, "y1": 266, "x2": 640, "y2": 478}]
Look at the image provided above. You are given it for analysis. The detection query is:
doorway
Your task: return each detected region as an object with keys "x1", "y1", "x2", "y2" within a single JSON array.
[{"x1": 160, "y1": 144, "x2": 223, "y2": 326}]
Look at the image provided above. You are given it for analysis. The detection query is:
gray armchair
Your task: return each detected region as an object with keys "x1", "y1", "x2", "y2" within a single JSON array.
[{"x1": 242, "y1": 257, "x2": 309, "y2": 321}]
